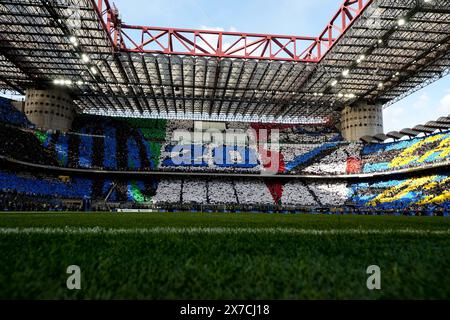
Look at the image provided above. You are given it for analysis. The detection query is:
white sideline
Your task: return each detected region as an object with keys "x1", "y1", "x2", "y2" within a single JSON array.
[{"x1": 0, "y1": 227, "x2": 449, "y2": 236}]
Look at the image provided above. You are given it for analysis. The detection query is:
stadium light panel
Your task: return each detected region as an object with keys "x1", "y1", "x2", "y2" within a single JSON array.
[
  {"x1": 81, "y1": 54, "x2": 90, "y2": 63},
  {"x1": 398, "y1": 18, "x2": 406, "y2": 26},
  {"x1": 69, "y1": 36, "x2": 78, "y2": 46},
  {"x1": 356, "y1": 55, "x2": 365, "y2": 63}
]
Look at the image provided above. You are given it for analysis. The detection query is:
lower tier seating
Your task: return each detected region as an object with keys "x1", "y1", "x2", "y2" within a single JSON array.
[{"x1": 0, "y1": 167, "x2": 448, "y2": 213}]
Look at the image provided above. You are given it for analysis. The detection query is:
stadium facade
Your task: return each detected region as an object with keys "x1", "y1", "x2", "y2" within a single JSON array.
[{"x1": 0, "y1": 0, "x2": 449, "y2": 214}]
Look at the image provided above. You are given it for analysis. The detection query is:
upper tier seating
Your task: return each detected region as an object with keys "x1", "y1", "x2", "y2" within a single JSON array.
[
  {"x1": 0, "y1": 97, "x2": 32, "y2": 127},
  {"x1": 361, "y1": 131, "x2": 450, "y2": 173},
  {"x1": 0, "y1": 108, "x2": 450, "y2": 176},
  {"x1": 0, "y1": 125, "x2": 58, "y2": 166},
  {"x1": 159, "y1": 143, "x2": 262, "y2": 173},
  {"x1": 303, "y1": 143, "x2": 363, "y2": 175}
]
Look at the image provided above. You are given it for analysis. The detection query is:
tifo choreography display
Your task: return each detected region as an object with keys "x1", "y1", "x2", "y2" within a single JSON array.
[{"x1": 0, "y1": 97, "x2": 449, "y2": 214}]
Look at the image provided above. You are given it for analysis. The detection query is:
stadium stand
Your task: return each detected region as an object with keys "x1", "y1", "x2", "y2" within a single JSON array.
[
  {"x1": 1, "y1": 117, "x2": 450, "y2": 176},
  {"x1": 0, "y1": 170, "x2": 92, "y2": 199},
  {"x1": 303, "y1": 143, "x2": 363, "y2": 175},
  {"x1": 0, "y1": 97, "x2": 32, "y2": 128},
  {"x1": 349, "y1": 174, "x2": 450, "y2": 214},
  {"x1": 1, "y1": 164, "x2": 448, "y2": 214},
  {"x1": 0, "y1": 102, "x2": 450, "y2": 214},
  {"x1": 361, "y1": 131, "x2": 450, "y2": 173}
]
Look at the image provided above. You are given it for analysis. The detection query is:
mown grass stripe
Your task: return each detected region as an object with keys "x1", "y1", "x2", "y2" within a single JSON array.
[{"x1": 0, "y1": 227, "x2": 449, "y2": 236}]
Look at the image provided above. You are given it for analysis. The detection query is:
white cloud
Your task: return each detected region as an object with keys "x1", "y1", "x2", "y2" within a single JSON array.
[
  {"x1": 384, "y1": 88, "x2": 450, "y2": 133},
  {"x1": 383, "y1": 106, "x2": 406, "y2": 132},
  {"x1": 197, "y1": 26, "x2": 242, "y2": 54},
  {"x1": 385, "y1": 106, "x2": 405, "y2": 117},
  {"x1": 199, "y1": 26, "x2": 238, "y2": 33},
  {"x1": 413, "y1": 93, "x2": 429, "y2": 109},
  {"x1": 437, "y1": 92, "x2": 450, "y2": 115},
  {"x1": 200, "y1": 26, "x2": 224, "y2": 32}
]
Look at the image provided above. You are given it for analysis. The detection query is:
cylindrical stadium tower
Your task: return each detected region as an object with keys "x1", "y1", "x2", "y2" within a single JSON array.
[
  {"x1": 24, "y1": 88, "x2": 75, "y2": 132},
  {"x1": 341, "y1": 101, "x2": 384, "y2": 141}
]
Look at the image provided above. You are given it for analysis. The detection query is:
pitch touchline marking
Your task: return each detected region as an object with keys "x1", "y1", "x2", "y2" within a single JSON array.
[{"x1": 0, "y1": 227, "x2": 449, "y2": 236}]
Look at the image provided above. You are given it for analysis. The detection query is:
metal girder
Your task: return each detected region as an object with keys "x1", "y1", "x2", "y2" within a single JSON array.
[
  {"x1": 92, "y1": 0, "x2": 373, "y2": 63},
  {"x1": 413, "y1": 125, "x2": 435, "y2": 134},
  {"x1": 437, "y1": 117, "x2": 450, "y2": 124},
  {"x1": 426, "y1": 121, "x2": 450, "y2": 130},
  {"x1": 386, "y1": 131, "x2": 404, "y2": 140},
  {"x1": 373, "y1": 133, "x2": 389, "y2": 142},
  {"x1": 399, "y1": 128, "x2": 420, "y2": 137}
]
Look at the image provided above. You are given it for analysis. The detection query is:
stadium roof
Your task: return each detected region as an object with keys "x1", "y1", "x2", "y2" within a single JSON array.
[
  {"x1": 425, "y1": 121, "x2": 450, "y2": 130},
  {"x1": 360, "y1": 113, "x2": 450, "y2": 143},
  {"x1": 1, "y1": 0, "x2": 450, "y2": 123}
]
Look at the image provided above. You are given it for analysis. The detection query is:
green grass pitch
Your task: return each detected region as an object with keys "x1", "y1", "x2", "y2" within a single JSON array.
[{"x1": 0, "y1": 212, "x2": 449, "y2": 299}]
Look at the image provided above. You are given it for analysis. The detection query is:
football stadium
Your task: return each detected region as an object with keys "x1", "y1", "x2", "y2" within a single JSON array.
[{"x1": 0, "y1": 0, "x2": 450, "y2": 301}]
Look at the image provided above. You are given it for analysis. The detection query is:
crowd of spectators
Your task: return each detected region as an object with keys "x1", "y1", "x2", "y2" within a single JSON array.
[
  {"x1": 0, "y1": 165, "x2": 448, "y2": 213},
  {"x1": 302, "y1": 143, "x2": 363, "y2": 175},
  {"x1": 349, "y1": 174, "x2": 450, "y2": 210},
  {"x1": 1, "y1": 98, "x2": 448, "y2": 177},
  {"x1": 150, "y1": 177, "x2": 348, "y2": 207},
  {"x1": 147, "y1": 174, "x2": 450, "y2": 210},
  {"x1": 0, "y1": 169, "x2": 92, "y2": 199},
  {"x1": 2, "y1": 96, "x2": 450, "y2": 214},
  {"x1": 0, "y1": 97, "x2": 32, "y2": 128},
  {"x1": 361, "y1": 131, "x2": 450, "y2": 173},
  {"x1": 2, "y1": 115, "x2": 450, "y2": 178},
  {"x1": 1, "y1": 99, "x2": 450, "y2": 182},
  {"x1": 152, "y1": 178, "x2": 276, "y2": 206},
  {"x1": 0, "y1": 191, "x2": 81, "y2": 211},
  {"x1": 0, "y1": 124, "x2": 59, "y2": 165}
]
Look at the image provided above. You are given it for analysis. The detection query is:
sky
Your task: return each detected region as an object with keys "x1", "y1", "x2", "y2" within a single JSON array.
[{"x1": 111, "y1": 0, "x2": 450, "y2": 132}]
